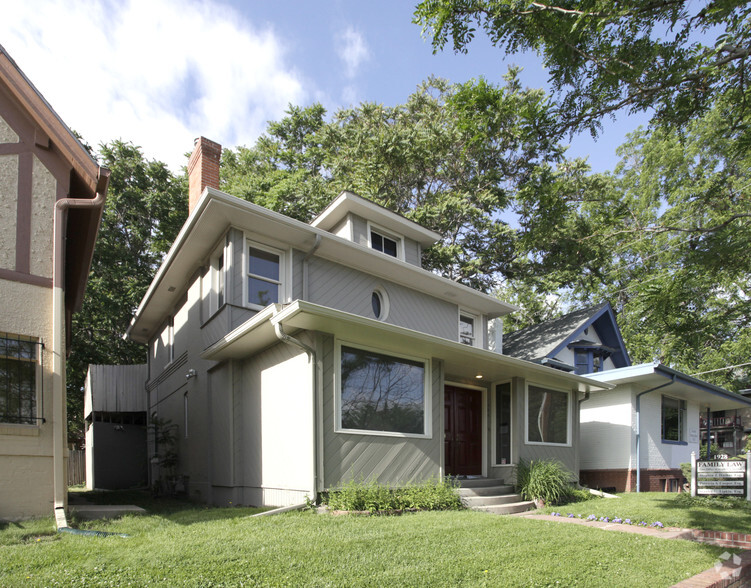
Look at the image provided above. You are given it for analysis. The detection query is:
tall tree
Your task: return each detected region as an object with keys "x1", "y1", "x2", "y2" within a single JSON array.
[
  {"x1": 414, "y1": 0, "x2": 751, "y2": 134},
  {"x1": 223, "y1": 74, "x2": 570, "y2": 291},
  {"x1": 66, "y1": 141, "x2": 188, "y2": 443}
]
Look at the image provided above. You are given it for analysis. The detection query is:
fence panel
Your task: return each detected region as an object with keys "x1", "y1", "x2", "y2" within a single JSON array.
[{"x1": 68, "y1": 449, "x2": 86, "y2": 486}]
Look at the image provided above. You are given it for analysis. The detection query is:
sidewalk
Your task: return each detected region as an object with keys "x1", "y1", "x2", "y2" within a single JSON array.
[{"x1": 519, "y1": 513, "x2": 751, "y2": 587}]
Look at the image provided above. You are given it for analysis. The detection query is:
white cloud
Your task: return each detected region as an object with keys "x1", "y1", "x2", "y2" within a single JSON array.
[
  {"x1": 336, "y1": 27, "x2": 369, "y2": 79},
  {"x1": 0, "y1": 0, "x2": 307, "y2": 170}
]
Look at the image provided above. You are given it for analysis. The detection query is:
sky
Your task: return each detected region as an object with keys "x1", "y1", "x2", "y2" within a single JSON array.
[{"x1": 1, "y1": 0, "x2": 647, "y2": 173}]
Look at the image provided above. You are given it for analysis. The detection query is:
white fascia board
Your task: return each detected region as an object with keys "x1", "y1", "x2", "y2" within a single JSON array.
[
  {"x1": 588, "y1": 363, "x2": 751, "y2": 410},
  {"x1": 128, "y1": 188, "x2": 517, "y2": 343},
  {"x1": 203, "y1": 300, "x2": 612, "y2": 393},
  {"x1": 310, "y1": 191, "x2": 442, "y2": 247}
]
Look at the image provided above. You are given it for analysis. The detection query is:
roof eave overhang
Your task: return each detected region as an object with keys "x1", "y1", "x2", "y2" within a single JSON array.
[
  {"x1": 127, "y1": 188, "x2": 518, "y2": 343},
  {"x1": 202, "y1": 300, "x2": 612, "y2": 393},
  {"x1": 0, "y1": 45, "x2": 101, "y2": 195},
  {"x1": 310, "y1": 191, "x2": 443, "y2": 247},
  {"x1": 586, "y1": 363, "x2": 751, "y2": 410}
]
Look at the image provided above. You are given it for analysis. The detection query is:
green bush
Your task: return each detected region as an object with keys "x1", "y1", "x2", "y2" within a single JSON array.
[
  {"x1": 323, "y1": 477, "x2": 463, "y2": 513},
  {"x1": 680, "y1": 462, "x2": 692, "y2": 482},
  {"x1": 515, "y1": 459, "x2": 577, "y2": 506}
]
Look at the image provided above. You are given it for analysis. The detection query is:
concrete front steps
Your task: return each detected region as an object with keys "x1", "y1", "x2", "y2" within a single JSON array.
[{"x1": 457, "y1": 477, "x2": 535, "y2": 515}]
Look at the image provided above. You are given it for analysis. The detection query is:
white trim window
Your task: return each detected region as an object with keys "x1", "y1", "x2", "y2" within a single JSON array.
[
  {"x1": 661, "y1": 395, "x2": 686, "y2": 443},
  {"x1": 367, "y1": 222, "x2": 403, "y2": 260},
  {"x1": 209, "y1": 238, "x2": 227, "y2": 314},
  {"x1": 494, "y1": 381, "x2": 512, "y2": 465},
  {"x1": 247, "y1": 241, "x2": 284, "y2": 309},
  {"x1": 525, "y1": 384, "x2": 571, "y2": 446},
  {"x1": 337, "y1": 342, "x2": 430, "y2": 437},
  {"x1": 0, "y1": 333, "x2": 39, "y2": 425},
  {"x1": 459, "y1": 311, "x2": 480, "y2": 347}
]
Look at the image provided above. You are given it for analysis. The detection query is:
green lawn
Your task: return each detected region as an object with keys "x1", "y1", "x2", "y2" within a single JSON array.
[
  {"x1": 0, "y1": 492, "x2": 735, "y2": 587},
  {"x1": 538, "y1": 492, "x2": 751, "y2": 534}
]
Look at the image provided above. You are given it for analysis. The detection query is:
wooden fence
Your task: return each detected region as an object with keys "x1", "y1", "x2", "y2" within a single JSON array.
[{"x1": 68, "y1": 449, "x2": 85, "y2": 486}]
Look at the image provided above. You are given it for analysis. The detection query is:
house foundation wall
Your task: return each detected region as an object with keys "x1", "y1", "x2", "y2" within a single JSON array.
[{"x1": 580, "y1": 468, "x2": 685, "y2": 493}]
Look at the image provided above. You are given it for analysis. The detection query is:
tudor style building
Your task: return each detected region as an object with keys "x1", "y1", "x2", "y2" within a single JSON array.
[{"x1": 0, "y1": 45, "x2": 109, "y2": 522}]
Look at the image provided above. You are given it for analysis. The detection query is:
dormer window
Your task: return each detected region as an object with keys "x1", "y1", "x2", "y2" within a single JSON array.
[
  {"x1": 367, "y1": 222, "x2": 403, "y2": 260},
  {"x1": 371, "y1": 230, "x2": 398, "y2": 257}
]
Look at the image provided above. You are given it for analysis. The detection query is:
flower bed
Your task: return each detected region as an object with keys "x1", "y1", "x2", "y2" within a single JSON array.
[{"x1": 551, "y1": 512, "x2": 664, "y2": 528}]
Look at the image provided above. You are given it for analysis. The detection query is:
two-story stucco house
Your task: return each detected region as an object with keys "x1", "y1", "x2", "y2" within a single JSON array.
[
  {"x1": 125, "y1": 138, "x2": 608, "y2": 507},
  {"x1": 0, "y1": 45, "x2": 109, "y2": 523}
]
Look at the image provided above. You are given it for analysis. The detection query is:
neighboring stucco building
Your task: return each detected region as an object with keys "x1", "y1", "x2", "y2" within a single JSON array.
[
  {"x1": 0, "y1": 45, "x2": 109, "y2": 523},
  {"x1": 125, "y1": 138, "x2": 608, "y2": 508},
  {"x1": 503, "y1": 303, "x2": 751, "y2": 492}
]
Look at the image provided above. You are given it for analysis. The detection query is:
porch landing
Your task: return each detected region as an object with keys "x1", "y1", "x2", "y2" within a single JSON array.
[{"x1": 457, "y1": 478, "x2": 535, "y2": 515}]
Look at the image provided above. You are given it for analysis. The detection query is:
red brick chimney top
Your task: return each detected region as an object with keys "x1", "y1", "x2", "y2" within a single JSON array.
[{"x1": 187, "y1": 136, "x2": 222, "y2": 215}]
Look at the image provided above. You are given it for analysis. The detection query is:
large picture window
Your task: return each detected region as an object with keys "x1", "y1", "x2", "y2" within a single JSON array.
[
  {"x1": 0, "y1": 333, "x2": 38, "y2": 425},
  {"x1": 247, "y1": 243, "x2": 282, "y2": 308},
  {"x1": 339, "y1": 344, "x2": 427, "y2": 436},
  {"x1": 526, "y1": 385, "x2": 570, "y2": 445},
  {"x1": 661, "y1": 395, "x2": 686, "y2": 442}
]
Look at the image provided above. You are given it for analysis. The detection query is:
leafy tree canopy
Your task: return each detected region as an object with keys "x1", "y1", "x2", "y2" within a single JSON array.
[
  {"x1": 414, "y1": 0, "x2": 751, "y2": 134},
  {"x1": 223, "y1": 74, "x2": 579, "y2": 291},
  {"x1": 66, "y1": 140, "x2": 188, "y2": 443}
]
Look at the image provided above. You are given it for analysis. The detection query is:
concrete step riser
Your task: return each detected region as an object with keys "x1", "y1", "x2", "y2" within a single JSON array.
[
  {"x1": 463, "y1": 494, "x2": 524, "y2": 507},
  {"x1": 474, "y1": 501, "x2": 535, "y2": 515},
  {"x1": 456, "y1": 478, "x2": 506, "y2": 489},
  {"x1": 458, "y1": 485, "x2": 514, "y2": 497}
]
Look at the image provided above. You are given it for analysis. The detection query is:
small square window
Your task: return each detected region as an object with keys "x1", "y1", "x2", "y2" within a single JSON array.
[
  {"x1": 247, "y1": 242, "x2": 283, "y2": 308},
  {"x1": 369, "y1": 226, "x2": 402, "y2": 259},
  {"x1": 0, "y1": 333, "x2": 39, "y2": 425},
  {"x1": 459, "y1": 312, "x2": 478, "y2": 347}
]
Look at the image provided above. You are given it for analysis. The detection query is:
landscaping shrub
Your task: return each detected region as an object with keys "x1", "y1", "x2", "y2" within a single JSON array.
[
  {"x1": 515, "y1": 459, "x2": 577, "y2": 506},
  {"x1": 323, "y1": 477, "x2": 463, "y2": 513}
]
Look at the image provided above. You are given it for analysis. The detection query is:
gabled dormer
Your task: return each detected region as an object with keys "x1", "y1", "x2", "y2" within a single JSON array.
[
  {"x1": 310, "y1": 191, "x2": 441, "y2": 268},
  {"x1": 503, "y1": 302, "x2": 631, "y2": 374}
]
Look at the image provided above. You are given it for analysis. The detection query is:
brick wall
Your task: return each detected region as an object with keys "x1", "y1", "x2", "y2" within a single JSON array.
[{"x1": 580, "y1": 468, "x2": 686, "y2": 492}]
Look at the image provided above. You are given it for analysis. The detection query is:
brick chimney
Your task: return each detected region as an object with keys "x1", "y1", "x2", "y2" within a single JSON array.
[{"x1": 187, "y1": 136, "x2": 222, "y2": 215}]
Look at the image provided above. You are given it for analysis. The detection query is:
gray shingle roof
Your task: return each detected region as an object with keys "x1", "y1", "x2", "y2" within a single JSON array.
[{"x1": 502, "y1": 303, "x2": 610, "y2": 362}]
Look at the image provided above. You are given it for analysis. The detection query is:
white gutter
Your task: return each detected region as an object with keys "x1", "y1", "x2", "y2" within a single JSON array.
[{"x1": 52, "y1": 189, "x2": 107, "y2": 529}]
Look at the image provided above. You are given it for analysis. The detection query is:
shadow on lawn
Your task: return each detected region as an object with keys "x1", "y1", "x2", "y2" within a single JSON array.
[
  {"x1": 68, "y1": 488, "x2": 270, "y2": 526},
  {"x1": 648, "y1": 494, "x2": 751, "y2": 532}
]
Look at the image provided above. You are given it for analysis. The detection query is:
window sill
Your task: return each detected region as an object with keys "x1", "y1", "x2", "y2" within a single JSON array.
[
  {"x1": 0, "y1": 423, "x2": 41, "y2": 436},
  {"x1": 335, "y1": 427, "x2": 431, "y2": 440},
  {"x1": 661, "y1": 439, "x2": 688, "y2": 446}
]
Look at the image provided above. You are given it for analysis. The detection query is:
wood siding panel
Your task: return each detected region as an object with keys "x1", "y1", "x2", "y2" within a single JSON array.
[
  {"x1": 321, "y1": 334, "x2": 442, "y2": 488},
  {"x1": 403, "y1": 237, "x2": 420, "y2": 267},
  {"x1": 209, "y1": 364, "x2": 233, "y2": 486},
  {"x1": 308, "y1": 257, "x2": 457, "y2": 340}
]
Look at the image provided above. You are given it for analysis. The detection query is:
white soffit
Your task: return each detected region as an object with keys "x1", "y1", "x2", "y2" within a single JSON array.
[
  {"x1": 310, "y1": 191, "x2": 442, "y2": 247},
  {"x1": 203, "y1": 301, "x2": 612, "y2": 393},
  {"x1": 128, "y1": 189, "x2": 517, "y2": 343},
  {"x1": 588, "y1": 363, "x2": 751, "y2": 411}
]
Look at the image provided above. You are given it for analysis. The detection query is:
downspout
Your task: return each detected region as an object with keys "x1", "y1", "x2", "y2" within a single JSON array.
[
  {"x1": 301, "y1": 234, "x2": 321, "y2": 301},
  {"x1": 577, "y1": 391, "x2": 590, "y2": 484},
  {"x1": 273, "y1": 318, "x2": 320, "y2": 503},
  {"x1": 635, "y1": 375, "x2": 676, "y2": 493},
  {"x1": 52, "y1": 186, "x2": 107, "y2": 529}
]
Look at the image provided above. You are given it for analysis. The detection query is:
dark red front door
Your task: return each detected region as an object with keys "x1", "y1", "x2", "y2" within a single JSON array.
[{"x1": 444, "y1": 385, "x2": 482, "y2": 476}]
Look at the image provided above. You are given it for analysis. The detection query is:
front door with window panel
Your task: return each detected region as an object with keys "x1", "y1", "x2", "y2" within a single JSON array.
[{"x1": 444, "y1": 385, "x2": 482, "y2": 476}]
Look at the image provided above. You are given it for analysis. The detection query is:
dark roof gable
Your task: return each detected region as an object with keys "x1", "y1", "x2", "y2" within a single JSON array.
[{"x1": 503, "y1": 302, "x2": 631, "y2": 370}]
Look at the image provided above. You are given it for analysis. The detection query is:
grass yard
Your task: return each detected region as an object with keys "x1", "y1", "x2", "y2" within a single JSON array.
[
  {"x1": 0, "y1": 493, "x2": 735, "y2": 588},
  {"x1": 538, "y1": 491, "x2": 751, "y2": 534}
]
